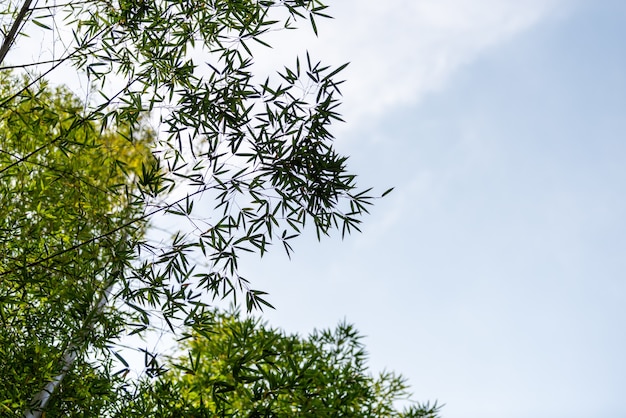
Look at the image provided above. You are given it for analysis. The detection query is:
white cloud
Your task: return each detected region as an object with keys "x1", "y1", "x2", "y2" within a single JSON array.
[{"x1": 256, "y1": 0, "x2": 568, "y2": 129}]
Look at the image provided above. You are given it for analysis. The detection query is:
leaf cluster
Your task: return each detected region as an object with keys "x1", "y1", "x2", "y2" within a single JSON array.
[
  {"x1": 123, "y1": 309, "x2": 442, "y2": 418},
  {"x1": 0, "y1": 74, "x2": 153, "y2": 415},
  {"x1": 0, "y1": 0, "x2": 402, "y2": 415}
]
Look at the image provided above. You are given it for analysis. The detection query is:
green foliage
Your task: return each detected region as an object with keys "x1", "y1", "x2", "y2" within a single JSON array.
[
  {"x1": 0, "y1": 0, "x2": 415, "y2": 415},
  {"x1": 0, "y1": 74, "x2": 153, "y2": 414},
  {"x1": 126, "y1": 309, "x2": 441, "y2": 418},
  {"x1": 0, "y1": 0, "x2": 378, "y2": 325}
]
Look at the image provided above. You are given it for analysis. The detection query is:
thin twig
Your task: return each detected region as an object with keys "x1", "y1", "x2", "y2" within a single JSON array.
[{"x1": 0, "y1": 183, "x2": 218, "y2": 277}]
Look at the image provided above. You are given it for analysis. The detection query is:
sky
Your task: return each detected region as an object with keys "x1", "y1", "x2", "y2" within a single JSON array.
[
  {"x1": 7, "y1": 0, "x2": 626, "y2": 416},
  {"x1": 233, "y1": 1, "x2": 626, "y2": 417}
]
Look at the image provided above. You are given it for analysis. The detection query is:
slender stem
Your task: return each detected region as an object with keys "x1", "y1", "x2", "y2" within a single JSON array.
[
  {"x1": 0, "y1": 0, "x2": 34, "y2": 66},
  {"x1": 24, "y1": 267, "x2": 120, "y2": 417},
  {"x1": 24, "y1": 351, "x2": 78, "y2": 418}
]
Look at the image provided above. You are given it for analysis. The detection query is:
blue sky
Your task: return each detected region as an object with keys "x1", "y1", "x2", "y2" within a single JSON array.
[
  {"x1": 239, "y1": 1, "x2": 626, "y2": 417},
  {"x1": 10, "y1": 0, "x2": 625, "y2": 416}
]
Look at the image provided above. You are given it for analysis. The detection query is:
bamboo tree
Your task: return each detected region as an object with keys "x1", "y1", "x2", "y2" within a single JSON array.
[
  {"x1": 0, "y1": 75, "x2": 154, "y2": 415},
  {"x1": 0, "y1": 0, "x2": 383, "y2": 415},
  {"x1": 124, "y1": 309, "x2": 441, "y2": 417}
]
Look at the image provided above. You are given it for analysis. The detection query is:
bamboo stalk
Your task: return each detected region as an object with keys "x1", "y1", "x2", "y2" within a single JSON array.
[
  {"x1": 24, "y1": 268, "x2": 119, "y2": 417},
  {"x1": 0, "y1": 0, "x2": 34, "y2": 66}
]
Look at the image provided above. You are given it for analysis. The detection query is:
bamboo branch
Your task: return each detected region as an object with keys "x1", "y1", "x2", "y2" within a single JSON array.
[
  {"x1": 0, "y1": 182, "x2": 222, "y2": 277},
  {"x1": 0, "y1": 0, "x2": 34, "y2": 67}
]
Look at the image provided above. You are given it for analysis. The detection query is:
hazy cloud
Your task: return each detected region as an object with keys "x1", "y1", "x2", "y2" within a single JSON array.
[{"x1": 256, "y1": 0, "x2": 567, "y2": 128}]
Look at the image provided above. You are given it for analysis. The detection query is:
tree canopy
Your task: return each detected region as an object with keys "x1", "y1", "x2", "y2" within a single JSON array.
[
  {"x1": 0, "y1": 75, "x2": 153, "y2": 415},
  {"x1": 123, "y1": 309, "x2": 441, "y2": 418},
  {"x1": 0, "y1": 0, "x2": 430, "y2": 416}
]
